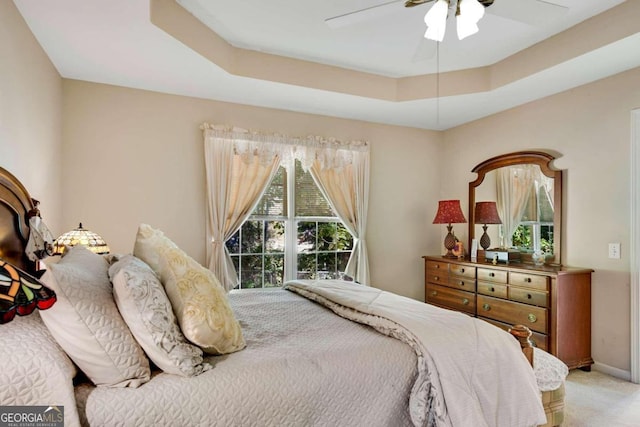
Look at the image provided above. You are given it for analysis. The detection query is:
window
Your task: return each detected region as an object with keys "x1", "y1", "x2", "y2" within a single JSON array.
[
  {"x1": 226, "y1": 160, "x2": 353, "y2": 289},
  {"x1": 511, "y1": 176, "x2": 554, "y2": 254}
]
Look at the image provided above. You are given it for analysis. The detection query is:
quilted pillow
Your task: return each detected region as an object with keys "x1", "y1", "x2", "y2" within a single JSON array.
[
  {"x1": 39, "y1": 245, "x2": 150, "y2": 387},
  {"x1": 0, "y1": 312, "x2": 81, "y2": 427},
  {"x1": 133, "y1": 224, "x2": 245, "y2": 355},
  {"x1": 109, "y1": 255, "x2": 211, "y2": 376}
]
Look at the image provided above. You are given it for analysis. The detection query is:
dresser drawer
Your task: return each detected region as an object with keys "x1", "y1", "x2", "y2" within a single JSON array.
[
  {"x1": 509, "y1": 272, "x2": 549, "y2": 291},
  {"x1": 426, "y1": 260, "x2": 450, "y2": 273},
  {"x1": 479, "y1": 317, "x2": 549, "y2": 352},
  {"x1": 447, "y1": 276, "x2": 476, "y2": 292},
  {"x1": 450, "y1": 264, "x2": 476, "y2": 279},
  {"x1": 509, "y1": 286, "x2": 549, "y2": 307},
  {"x1": 477, "y1": 281, "x2": 508, "y2": 299},
  {"x1": 426, "y1": 269, "x2": 449, "y2": 286},
  {"x1": 477, "y1": 268, "x2": 507, "y2": 284},
  {"x1": 477, "y1": 295, "x2": 548, "y2": 334},
  {"x1": 426, "y1": 284, "x2": 476, "y2": 315}
]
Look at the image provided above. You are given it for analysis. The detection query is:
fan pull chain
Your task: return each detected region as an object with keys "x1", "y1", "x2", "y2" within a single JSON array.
[{"x1": 436, "y1": 41, "x2": 440, "y2": 127}]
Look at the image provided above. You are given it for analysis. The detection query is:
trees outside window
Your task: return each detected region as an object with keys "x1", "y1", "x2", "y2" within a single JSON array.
[{"x1": 227, "y1": 161, "x2": 353, "y2": 289}]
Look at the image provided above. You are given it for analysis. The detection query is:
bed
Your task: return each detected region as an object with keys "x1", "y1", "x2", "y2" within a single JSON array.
[{"x1": 0, "y1": 166, "x2": 564, "y2": 427}]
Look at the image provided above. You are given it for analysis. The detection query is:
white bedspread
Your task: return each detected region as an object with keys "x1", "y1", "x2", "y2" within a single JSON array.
[
  {"x1": 284, "y1": 279, "x2": 547, "y2": 427},
  {"x1": 75, "y1": 289, "x2": 417, "y2": 426}
]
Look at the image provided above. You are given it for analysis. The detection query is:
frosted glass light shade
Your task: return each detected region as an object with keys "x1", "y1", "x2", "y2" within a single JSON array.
[
  {"x1": 424, "y1": 0, "x2": 449, "y2": 42},
  {"x1": 457, "y1": 18, "x2": 479, "y2": 40},
  {"x1": 457, "y1": 0, "x2": 485, "y2": 40}
]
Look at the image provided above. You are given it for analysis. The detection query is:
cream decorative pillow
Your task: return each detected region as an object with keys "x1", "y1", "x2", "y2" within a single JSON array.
[
  {"x1": 40, "y1": 245, "x2": 150, "y2": 387},
  {"x1": 133, "y1": 224, "x2": 245, "y2": 355},
  {"x1": 109, "y1": 255, "x2": 211, "y2": 376}
]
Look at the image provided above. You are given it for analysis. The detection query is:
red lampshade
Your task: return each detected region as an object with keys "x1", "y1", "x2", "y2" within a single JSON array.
[
  {"x1": 433, "y1": 200, "x2": 467, "y2": 224},
  {"x1": 474, "y1": 201, "x2": 502, "y2": 225}
]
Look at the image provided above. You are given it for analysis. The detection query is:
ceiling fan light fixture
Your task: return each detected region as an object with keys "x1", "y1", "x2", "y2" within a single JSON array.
[
  {"x1": 456, "y1": 19, "x2": 479, "y2": 40},
  {"x1": 424, "y1": 0, "x2": 450, "y2": 42},
  {"x1": 456, "y1": 0, "x2": 485, "y2": 40}
]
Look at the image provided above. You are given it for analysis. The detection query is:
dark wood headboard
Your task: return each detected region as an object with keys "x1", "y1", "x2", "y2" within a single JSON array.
[{"x1": 0, "y1": 167, "x2": 37, "y2": 274}]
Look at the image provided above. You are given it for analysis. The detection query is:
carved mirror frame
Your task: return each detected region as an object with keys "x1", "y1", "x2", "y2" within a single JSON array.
[{"x1": 468, "y1": 151, "x2": 563, "y2": 265}]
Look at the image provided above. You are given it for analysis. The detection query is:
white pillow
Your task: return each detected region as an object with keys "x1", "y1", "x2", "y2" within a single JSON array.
[
  {"x1": 0, "y1": 312, "x2": 81, "y2": 427},
  {"x1": 133, "y1": 224, "x2": 245, "y2": 355},
  {"x1": 109, "y1": 255, "x2": 211, "y2": 376},
  {"x1": 40, "y1": 245, "x2": 150, "y2": 387}
]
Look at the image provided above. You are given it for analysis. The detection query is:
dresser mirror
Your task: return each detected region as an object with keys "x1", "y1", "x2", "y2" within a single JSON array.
[{"x1": 468, "y1": 151, "x2": 563, "y2": 265}]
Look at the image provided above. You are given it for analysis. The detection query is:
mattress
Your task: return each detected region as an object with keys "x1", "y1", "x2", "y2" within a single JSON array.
[{"x1": 75, "y1": 289, "x2": 417, "y2": 427}]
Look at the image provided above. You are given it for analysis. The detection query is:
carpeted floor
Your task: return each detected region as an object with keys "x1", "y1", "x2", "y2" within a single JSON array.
[{"x1": 564, "y1": 370, "x2": 640, "y2": 426}]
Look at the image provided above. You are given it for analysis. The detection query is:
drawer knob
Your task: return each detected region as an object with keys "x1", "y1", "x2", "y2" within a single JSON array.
[
  {"x1": 460, "y1": 268, "x2": 465, "y2": 273},
  {"x1": 528, "y1": 313, "x2": 537, "y2": 323},
  {"x1": 434, "y1": 276, "x2": 439, "y2": 281},
  {"x1": 459, "y1": 281, "x2": 465, "y2": 286},
  {"x1": 527, "y1": 294, "x2": 532, "y2": 299},
  {"x1": 431, "y1": 291, "x2": 438, "y2": 296},
  {"x1": 489, "y1": 272, "x2": 495, "y2": 277},
  {"x1": 490, "y1": 287, "x2": 495, "y2": 292},
  {"x1": 462, "y1": 298, "x2": 470, "y2": 305},
  {"x1": 525, "y1": 277, "x2": 532, "y2": 283},
  {"x1": 482, "y1": 303, "x2": 491, "y2": 311}
]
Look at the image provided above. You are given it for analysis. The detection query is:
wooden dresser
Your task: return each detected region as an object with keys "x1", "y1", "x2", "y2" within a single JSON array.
[{"x1": 423, "y1": 255, "x2": 593, "y2": 370}]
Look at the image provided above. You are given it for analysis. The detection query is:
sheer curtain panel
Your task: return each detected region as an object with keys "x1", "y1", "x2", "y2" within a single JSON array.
[
  {"x1": 203, "y1": 124, "x2": 283, "y2": 291},
  {"x1": 306, "y1": 147, "x2": 370, "y2": 285},
  {"x1": 496, "y1": 165, "x2": 535, "y2": 248}
]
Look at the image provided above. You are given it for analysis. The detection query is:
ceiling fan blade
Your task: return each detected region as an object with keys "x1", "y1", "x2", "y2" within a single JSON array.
[
  {"x1": 325, "y1": 0, "x2": 406, "y2": 29},
  {"x1": 412, "y1": 37, "x2": 437, "y2": 62},
  {"x1": 487, "y1": 0, "x2": 569, "y2": 26}
]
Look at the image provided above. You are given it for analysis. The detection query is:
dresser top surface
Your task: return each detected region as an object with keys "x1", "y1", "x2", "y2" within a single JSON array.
[{"x1": 423, "y1": 255, "x2": 593, "y2": 275}]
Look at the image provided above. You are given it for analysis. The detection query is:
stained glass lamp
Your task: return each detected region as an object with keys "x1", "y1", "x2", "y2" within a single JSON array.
[
  {"x1": 0, "y1": 258, "x2": 56, "y2": 324},
  {"x1": 53, "y1": 223, "x2": 110, "y2": 255},
  {"x1": 433, "y1": 200, "x2": 467, "y2": 258}
]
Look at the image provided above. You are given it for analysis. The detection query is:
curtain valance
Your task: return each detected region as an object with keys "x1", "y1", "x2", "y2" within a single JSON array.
[{"x1": 201, "y1": 122, "x2": 369, "y2": 170}]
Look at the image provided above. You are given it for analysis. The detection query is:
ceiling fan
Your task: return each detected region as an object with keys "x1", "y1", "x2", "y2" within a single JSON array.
[
  {"x1": 326, "y1": 0, "x2": 569, "y2": 61},
  {"x1": 326, "y1": 0, "x2": 568, "y2": 29}
]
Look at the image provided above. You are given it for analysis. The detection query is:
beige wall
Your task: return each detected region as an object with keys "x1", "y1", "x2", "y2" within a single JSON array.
[
  {"x1": 0, "y1": 1, "x2": 62, "y2": 231},
  {"x1": 442, "y1": 66, "x2": 640, "y2": 373},
  {"x1": 61, "y1": 80, "x2": 442, "y2": 301}
]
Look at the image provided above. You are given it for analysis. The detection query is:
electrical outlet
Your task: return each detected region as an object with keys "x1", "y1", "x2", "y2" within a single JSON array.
[{"x1": 608, "y1": 243, "x2": 621, "y2": 259}]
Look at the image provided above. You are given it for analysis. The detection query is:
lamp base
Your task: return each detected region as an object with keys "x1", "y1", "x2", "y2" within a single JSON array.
[
  {"x1": 480, "y1": 225, "x2": 491, "y2": 251},
  {"x1": 442, "y1": 224, "x2": 457, "y2": 258}
]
